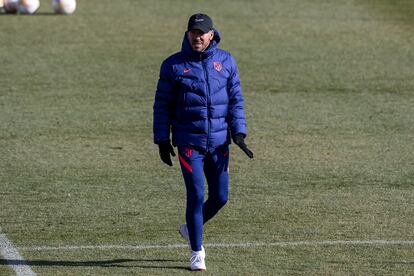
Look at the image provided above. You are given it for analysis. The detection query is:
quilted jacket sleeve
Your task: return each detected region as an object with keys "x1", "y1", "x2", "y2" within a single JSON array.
[
  {"x1": 153, "y1": 61, "x2": 176, "y2": 144},
  {"x1": 227, "y1": 55, "x2": 247, "y2": 136}
]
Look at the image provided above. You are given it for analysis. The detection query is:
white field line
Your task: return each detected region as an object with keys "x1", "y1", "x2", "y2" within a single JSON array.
[
  {"x1": 0, "y1": 233, "x2": 36, "y2": 276},
  {"x1": 19, "y1": 240, "x2": 414, "y2": 252}
]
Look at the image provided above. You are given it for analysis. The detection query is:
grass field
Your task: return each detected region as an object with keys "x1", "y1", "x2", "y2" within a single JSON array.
[{"x1": 1, "y1": 0, "x2": 414, "y2": 275}]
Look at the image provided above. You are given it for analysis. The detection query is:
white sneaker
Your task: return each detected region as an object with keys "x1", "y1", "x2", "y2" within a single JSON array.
[
  {"x1": 190, "y1": 247, "x2": 206, "y2": 271},
  {"x1": 179, "y1": 224, "x2": 190, "y2": 245}
]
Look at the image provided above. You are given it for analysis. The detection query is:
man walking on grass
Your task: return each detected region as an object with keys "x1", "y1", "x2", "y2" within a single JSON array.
[{"x1": 153, "y1": 13, "x2": 253, "y2": 271}]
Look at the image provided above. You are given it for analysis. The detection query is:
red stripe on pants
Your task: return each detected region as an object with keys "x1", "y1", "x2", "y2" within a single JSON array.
[{"x1": 178, "y1": 154, "x2": 193, "y2": 173}]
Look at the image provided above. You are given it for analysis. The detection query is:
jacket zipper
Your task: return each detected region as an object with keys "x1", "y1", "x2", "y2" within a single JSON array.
[{"x1": 201, "y1": 53, "x2": 211, "y2": 152}]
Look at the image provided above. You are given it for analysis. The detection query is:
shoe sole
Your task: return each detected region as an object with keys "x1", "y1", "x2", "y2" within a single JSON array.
[
  {"x1": 179, "y1": 229, "x2": 190, "y2": 246},
  {"x1": 179, "y1": 229, "x2": 186, "y2": 240}
]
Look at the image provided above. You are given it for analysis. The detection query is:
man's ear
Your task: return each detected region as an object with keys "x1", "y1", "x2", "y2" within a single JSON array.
[{"x1": 209, "y1": 30, "x2": 214, "y2": 41}]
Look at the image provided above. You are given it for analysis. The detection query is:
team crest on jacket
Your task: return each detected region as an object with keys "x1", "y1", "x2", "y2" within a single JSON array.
[{"x1": 213, "y1": 61, "x2": 222, "y2": 72}]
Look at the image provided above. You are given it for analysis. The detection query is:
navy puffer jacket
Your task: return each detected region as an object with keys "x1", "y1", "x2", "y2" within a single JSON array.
[{"x1": 153, "y1": 29, "x2": 247, "y2": 152}]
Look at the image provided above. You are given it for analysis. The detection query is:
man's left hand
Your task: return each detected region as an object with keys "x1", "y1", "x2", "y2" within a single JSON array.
[{"x1": 232, "y1": 133, "x2": 254, "y2": 159}]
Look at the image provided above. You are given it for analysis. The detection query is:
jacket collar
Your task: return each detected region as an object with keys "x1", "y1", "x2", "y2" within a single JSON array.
[{"x1": 181, "y1": 29, "x2": 221, "y2": 60}]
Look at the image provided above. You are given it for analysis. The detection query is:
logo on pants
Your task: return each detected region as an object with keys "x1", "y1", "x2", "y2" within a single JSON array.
[{"x1": 185, "y1": 147, "x2": 193, "y2": 158}]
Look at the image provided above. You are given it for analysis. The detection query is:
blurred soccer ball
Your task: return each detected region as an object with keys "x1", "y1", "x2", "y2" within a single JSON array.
[
  {"x1": 4, "y1": 0, "x2": 19, "y2": 13},
  {"x1": 19, "y1": 0, "x2": 40, "y2": 14},
  {"x1": 52, "y1": 0, "x2": 76, "y2": 15}
]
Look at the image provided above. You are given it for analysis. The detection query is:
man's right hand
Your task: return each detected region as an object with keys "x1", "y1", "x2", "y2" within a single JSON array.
[{"x1": 158, "y1": 142, "x2": 176, "y2": 166}]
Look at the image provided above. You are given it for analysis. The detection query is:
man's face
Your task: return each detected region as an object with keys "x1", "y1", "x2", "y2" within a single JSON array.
[{"x1": 187, "y1": 29, "x2": 214, "y2": 52}]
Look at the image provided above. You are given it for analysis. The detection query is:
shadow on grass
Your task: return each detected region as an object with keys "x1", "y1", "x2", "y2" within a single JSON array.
[
  {"x1": 0, "y1": 12, "x2": 61, "y2": 16},
  {"x1": 0, "y1": 258, "x2": 189, "y2": 270}
]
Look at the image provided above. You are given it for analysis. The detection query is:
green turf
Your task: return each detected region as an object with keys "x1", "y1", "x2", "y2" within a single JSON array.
[{"x1": 1, "y1": 0, "x2": 414, "y2": 275}]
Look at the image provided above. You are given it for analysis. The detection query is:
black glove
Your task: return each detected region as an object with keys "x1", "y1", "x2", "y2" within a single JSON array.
[
  {"x1": 158, "y1": 141, "x2": 176, "y2": 166},
  {"x1": 232, "y1": 133, "x2": 254, "y2": 159}
]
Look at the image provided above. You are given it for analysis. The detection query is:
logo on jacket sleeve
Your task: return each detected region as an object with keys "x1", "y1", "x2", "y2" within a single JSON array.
[
  {"x1": 213, "y1": 61, "x2": 222, "y2": 72},
  {"x1": 183, "y1": 68, "x2": 191, "y2": 73}
]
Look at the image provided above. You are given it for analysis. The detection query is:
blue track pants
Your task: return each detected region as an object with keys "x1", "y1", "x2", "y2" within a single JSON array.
[{"x1": 178, "y1": 145, "x2": 230, "y2": 251}]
